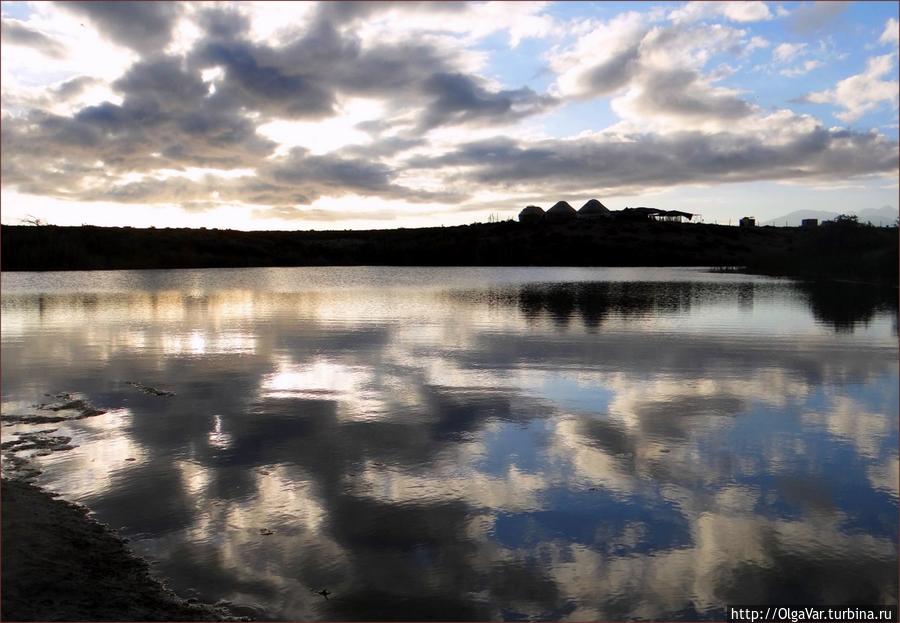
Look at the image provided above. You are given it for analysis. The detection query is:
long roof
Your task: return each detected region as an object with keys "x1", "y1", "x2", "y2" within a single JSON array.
[{"x1": 627, "y1": 207, "x2": 694, "y2": 217}]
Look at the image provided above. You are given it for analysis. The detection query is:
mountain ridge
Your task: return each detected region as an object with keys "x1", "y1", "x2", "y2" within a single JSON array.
[{"x1": 763, "y1": 206, "x2": 898, "y2": 227}]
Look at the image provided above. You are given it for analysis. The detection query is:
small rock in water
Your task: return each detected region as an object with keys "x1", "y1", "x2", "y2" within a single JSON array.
[
  {"x1": 45, "y1": 399, "x2": 87, "y2": 412},
  {"x1": 125, "y1": 457, "x2": 137, "y2": 462},
  {"x1": 659, "y1": 448, "x2": 670, "y2": 453},
  {"x1": 259, "y1": 528, "x2": 274, "y2": 536},
  {"x1": 4, "y1": 393, "x2": 107, "y2": 424},
  {"x1": 2, "y1": 431, "x2": 73, "y2": 454},
  {"x1": 126, "y1": 381, "x2": 175, "y2": 397}
]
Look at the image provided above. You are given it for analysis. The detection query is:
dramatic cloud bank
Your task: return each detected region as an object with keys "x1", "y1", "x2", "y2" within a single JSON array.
[{"x1": 1, "y1": 1, "x2": 897, "y2": 228}]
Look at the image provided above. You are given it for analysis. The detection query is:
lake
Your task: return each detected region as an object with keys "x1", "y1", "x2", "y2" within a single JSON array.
[{"x1": 1, "y1": 266, "x2": 897, "y2": 620}]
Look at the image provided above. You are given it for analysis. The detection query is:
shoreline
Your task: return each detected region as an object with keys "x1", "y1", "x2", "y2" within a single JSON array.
[
  {"x1": 2, "y1": 222, "x2": 896, "y2": 286},
  {"x1": 1, "y1": 477, "x2": 234, "y2": 621}
]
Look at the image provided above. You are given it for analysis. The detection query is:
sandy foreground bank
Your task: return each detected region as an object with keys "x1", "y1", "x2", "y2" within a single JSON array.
[{"x1": 1, "y1": 477, "x2": 233, "y2": 621}]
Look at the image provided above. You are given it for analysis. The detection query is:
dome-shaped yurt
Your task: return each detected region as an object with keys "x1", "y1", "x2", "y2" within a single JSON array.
[
  {"x1": 518, "y1": 205, "x2": 545, "y2": 224},
  {"x1": 545, "y1": 201, "x2": 577, "y2": 223},
  {"x1": 578, "y1": 199, "x2": 611, "y2": 219}
]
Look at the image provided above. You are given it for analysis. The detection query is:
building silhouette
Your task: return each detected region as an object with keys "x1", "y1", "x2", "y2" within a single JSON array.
[
  {"x1": 518, "y1": 205, "x2": 545, "y2": 224},
  {"x1": 518, "y1": 199, "x2": 694, "y2": 225},
  {"x1": 545, "y1": 201, "x2": 577, "y2": 223},
  {"x1": 578, "y1": 199, "x2": 611, "y2": 219}
]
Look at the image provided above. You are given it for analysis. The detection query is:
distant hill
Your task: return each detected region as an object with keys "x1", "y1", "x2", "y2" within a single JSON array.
[
  {"x1": 856, "y1": 207, "x2": 899, "y2": 226},
  {"x1": 763, "y1": 206, "x2": 898, "y2": 227}
]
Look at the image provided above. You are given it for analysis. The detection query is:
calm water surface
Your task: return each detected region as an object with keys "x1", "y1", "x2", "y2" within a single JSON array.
[{"x1": 1, "y1": 267, "x2": 897, "y2": 620}]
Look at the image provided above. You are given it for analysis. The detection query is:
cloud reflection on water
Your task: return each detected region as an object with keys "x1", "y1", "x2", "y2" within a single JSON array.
[{"x1": 1, "y1": 268, "x2": 896, "y2": 620}]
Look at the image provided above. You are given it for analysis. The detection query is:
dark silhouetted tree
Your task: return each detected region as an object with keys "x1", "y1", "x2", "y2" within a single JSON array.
[{"x1": 19, "y1": 214, "x2": 46, "y2": 226}]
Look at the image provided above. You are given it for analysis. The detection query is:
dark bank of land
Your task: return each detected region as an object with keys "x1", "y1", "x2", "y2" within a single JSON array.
[
  {"x1": 1, "y1": 219, "x2": 897, "y2": 284},
  {"x1": 1, "y1": 478, "x2": 231, "y2": 621}
]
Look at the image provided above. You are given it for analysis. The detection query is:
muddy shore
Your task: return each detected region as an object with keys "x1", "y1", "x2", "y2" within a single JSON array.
[{"x1": 1, "y1": 477, "x2": 231, "y2": 621}]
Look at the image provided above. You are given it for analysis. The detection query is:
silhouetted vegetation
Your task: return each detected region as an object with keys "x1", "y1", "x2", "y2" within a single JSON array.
[
  {"x1": 745, "y1": 218, "x2": 897, "y2": 284},
  {"x1": 797, "y1": 280, "x2": 899, "y2": 332},
  {"x1": 2, "y1": 220, "x2": 896, "y2": 285},
  {"x1": 450, "y1": 279, "x2": 897, "y2": 333}
]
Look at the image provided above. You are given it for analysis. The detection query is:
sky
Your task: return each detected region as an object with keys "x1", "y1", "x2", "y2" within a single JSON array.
[{"x1": 1, "y1": 0, "x2": 898, "y2": 230}]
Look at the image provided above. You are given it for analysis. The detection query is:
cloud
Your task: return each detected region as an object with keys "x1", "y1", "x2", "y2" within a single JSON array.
[
  {"x1": 2, "y1": 2, "x2": 549, "y2": 210},
  {"x1": 0, "y1": 75, "x2": 103, "y2": 114},
  {"x1": 336, "y1": 1, "x2": 558, "y2": 49},
  {"x1": 668, "y1": 1, "x2": 773, "y2": 24},
  {"x1": 880, "y1": 17, "x2": 899, "y2": 48},
  {"x1": 406, "y1": 124, "x2": 898, "y2": 196},
  {"x1": 745, "y1": 35, "x2": 770, "y2": 52},
  {"x1": 804, "y1": 54, "x2": 900, "y2": 122},
  {"x1": 772, "y1": 42, "x2": 807, "y2": 63},
  {"x1": 761, "y1": 37, "x2": 845, "y2": 78},
  {"x1": 787, "y1": 1, "x2": 851, "y2": 34},
  {"x1": 190, "y1": 38, "x2": 338, "y2": 119},
  {"x1": 53, "y1": 75, "x2": 102, "y2": 100},
  {"x1": 183, "y1": 5, "x2": 556, "y2": 130},
  {"x1": 251, "y1": 204, "x2": 452, "y2": 223},
  {"x1": 1, "y1": 17, "x2": 67, "y2": 58},
  {"x1": 56, "y1": 1, "x2": 184, "y2": 54},
  {"x1": 550, "y1": 15, "x2": 764, "y2": 131},
  {"x1": 193, "y1": 5, "x2": 252, "y2": 41},
  {"x1": 262, "y1": 147, "x2": 455, "y2": 203},
  {"x1": 780, "y1": 60, "x2": 823, "y2": 77},
  {"x1": 417, "y1": 72, "x2": 556, "y2": 130},
  {"x1": 560, "y1": 19, "x2": 773, "y2": 134},
  {"x1": 550, "y1": 15, "x2": 642, "y2": 97},
  {"x1": 1, "y1": 53, "x2": 278, "y2": 191},
  {"x1": 576, "y1": 43, "x2": 642, "y2": 96},
  {"x1": 1, "y1": 108, "x2": 464, "y2": 209},
  {"x1": 611, "y1": 67, "x2": 755, "y2": 127},
  {"x1": 314, "y1": 0, "x2": 470, "y2": 27}
]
